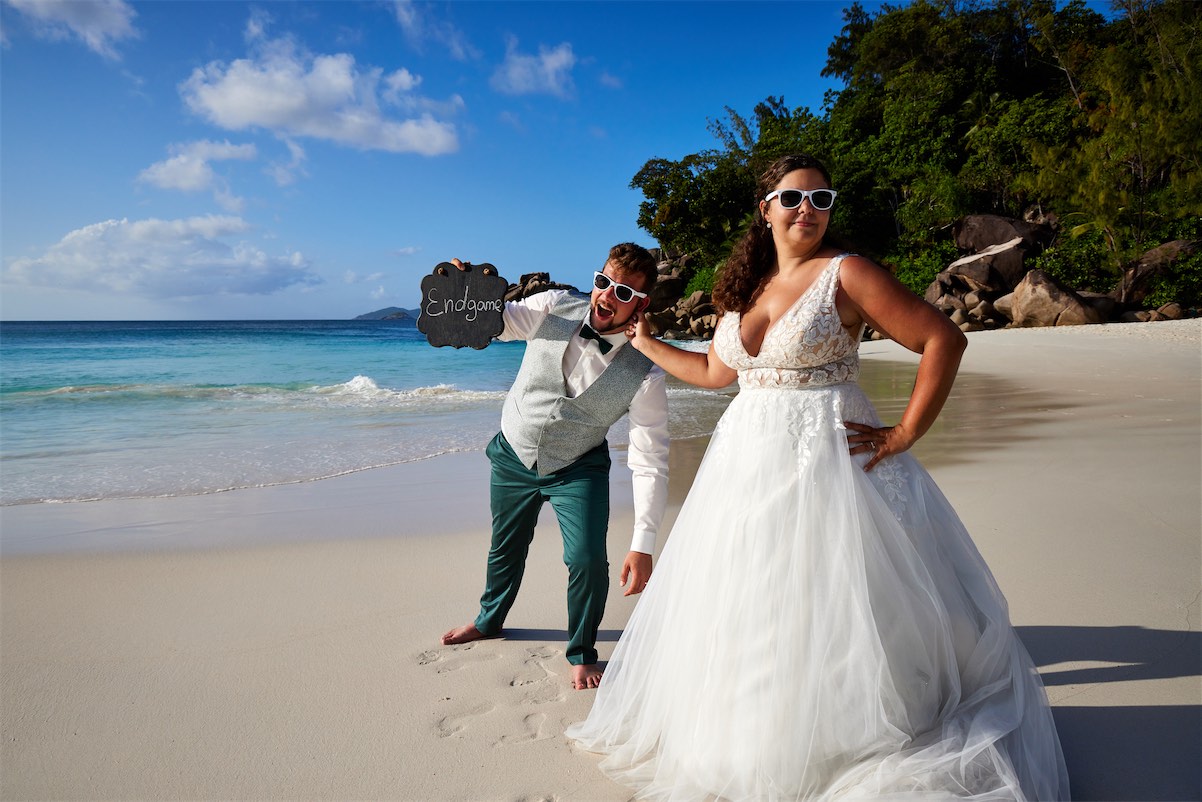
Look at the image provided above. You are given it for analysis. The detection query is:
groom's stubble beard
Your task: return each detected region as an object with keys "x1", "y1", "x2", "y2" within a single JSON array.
[{"x1": 589, "y1": 297, "x2": 647, "y2": 335}]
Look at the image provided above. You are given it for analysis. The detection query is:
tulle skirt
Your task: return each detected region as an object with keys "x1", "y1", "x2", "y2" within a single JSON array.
[{"x1": 567, "y1": 383, "x2": 1069, "y2": 801}]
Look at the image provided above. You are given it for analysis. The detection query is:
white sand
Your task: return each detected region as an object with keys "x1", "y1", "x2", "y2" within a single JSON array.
[{"x1": 2, "y1": 319, "x2": 1199, "y2": 800}]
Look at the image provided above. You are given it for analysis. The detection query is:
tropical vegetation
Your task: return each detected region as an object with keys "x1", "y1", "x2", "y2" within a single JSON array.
[{"x1": 630, "y1": 0, "x2": 1201, "y2": 307}]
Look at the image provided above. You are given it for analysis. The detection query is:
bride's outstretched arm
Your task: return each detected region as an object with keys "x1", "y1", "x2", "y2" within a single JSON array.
[
  {"x1": 838, "y1": 256, "x2": 967, "y2": 469},
  {"x1": 625, "y1": 312, "x2": 737, "y2": 389}
]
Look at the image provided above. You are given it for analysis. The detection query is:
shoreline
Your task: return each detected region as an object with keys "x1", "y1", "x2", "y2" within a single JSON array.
[
  {"x1": 2, "y1": 319, "x2": 1199, "y2": 800},
  {"x1": 7, "y1": 318, "x2": 1185, "y2": 556}
]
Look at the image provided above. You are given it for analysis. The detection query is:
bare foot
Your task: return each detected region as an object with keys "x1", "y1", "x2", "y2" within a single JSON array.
[
  {"x1": 571, "y1": 663, "x2": 603, "y2": 690},
  {"x1": 441, "y1": 623, "x2": 489, "y2": 646}
]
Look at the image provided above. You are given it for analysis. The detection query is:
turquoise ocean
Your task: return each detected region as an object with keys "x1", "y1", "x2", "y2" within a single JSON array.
[{"x1": 0, "y1": 320, "x2": 730, "y2": 507}]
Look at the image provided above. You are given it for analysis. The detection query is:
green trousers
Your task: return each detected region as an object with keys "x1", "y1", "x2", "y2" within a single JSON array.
[{"x1": 474, "y1": 432, "x2": 610, "y2": 665}]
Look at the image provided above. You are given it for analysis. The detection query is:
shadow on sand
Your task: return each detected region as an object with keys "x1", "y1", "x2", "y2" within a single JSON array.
[
  {"x1": 1018, "y1": 625, "x2": 1202, "y2": 801},
  {"x1": 505, "y1": 627, "x2": 1198, "y2": 798},
  {"x1": 501, "y1": 627, "x2": 622, "y2": 643}
]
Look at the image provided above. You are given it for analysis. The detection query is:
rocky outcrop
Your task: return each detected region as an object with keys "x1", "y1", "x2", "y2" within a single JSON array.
[
  {"x1": 954, "y1": 214, "x2": 1054, "y2": 256},
  {"x1": 644, "y1": 263, "x2": 719, "y2": 339},
  {"x1": 1113, "y1": 240, "x2": 1199, "y2": 305},
  {"x1": 924, "y1": 220, "x2": 1056, "y2": 332},
  {"x1": 1117, "y1": 302, "x2": 1188, "y2": 323},
  {"x1": 947, "y1": 237, "x2": 1029, "y2": 291},
  {"x1": 925, "y1": 238, "x2": 1028, "y2": 331},
  {"x1": 504, "y1": 272, "x2": 579, "y2": 301},
  {"x1": 1008, "y1": 270, "x2": 1104, "y2": 327},
  {"x1": 924, "y1": 218, "x2": 1197, "y2": 331}
]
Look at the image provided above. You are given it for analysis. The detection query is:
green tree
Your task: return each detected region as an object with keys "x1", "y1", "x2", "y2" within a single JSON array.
[
  {"x1": 821, "y1": 0, "x2": 1051, "y2": 248},
  {"x1": 629, "y1": 151, "x2": 754, "y2": 271},
  {"x1": 629, "y1": 0, "x2": 1201, "y2": 306},
  {"x1": 707, "y1": 97, "x2": 828, "y2": 174},
  {"x1": 1028, "y1": 0, "x2": 1202, "y2": 273}
]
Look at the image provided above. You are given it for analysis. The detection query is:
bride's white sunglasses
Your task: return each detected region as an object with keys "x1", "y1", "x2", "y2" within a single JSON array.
[
  {"x1": 593, "y1": 272, "x2": 648, "y2": 303},
  {"x1": 764, "y1": 188, "x2": 838, "y2": 211}
]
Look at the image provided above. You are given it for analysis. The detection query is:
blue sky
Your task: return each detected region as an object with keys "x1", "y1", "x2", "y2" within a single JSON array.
[{"x1": 1, "y1": 0, "x2": 861, "y2": 320}]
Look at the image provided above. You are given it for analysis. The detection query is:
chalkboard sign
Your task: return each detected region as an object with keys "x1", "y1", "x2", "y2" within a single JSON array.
[{"x1": 418, "y1": 262, "x2": 508, "y2": 349}]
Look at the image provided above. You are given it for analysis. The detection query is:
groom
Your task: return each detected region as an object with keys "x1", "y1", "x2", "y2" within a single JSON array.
[{"x1": 441, "y1": 243, "x2": 669, "y2": 690}]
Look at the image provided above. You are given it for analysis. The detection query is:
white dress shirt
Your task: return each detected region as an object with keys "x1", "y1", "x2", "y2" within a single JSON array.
[{"x1": 499, "y1": 290, "x2": 669, "y2": 555}]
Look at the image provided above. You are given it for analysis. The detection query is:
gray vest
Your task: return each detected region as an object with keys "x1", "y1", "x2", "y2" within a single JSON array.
[{"x1": 501, "y1": 294, "x2": 654, "y2": 476}]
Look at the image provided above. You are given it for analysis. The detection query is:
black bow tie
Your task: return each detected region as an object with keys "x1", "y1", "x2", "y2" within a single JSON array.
[{"x1": 579, "y1": 324, "x2": 614, "y2": 354}]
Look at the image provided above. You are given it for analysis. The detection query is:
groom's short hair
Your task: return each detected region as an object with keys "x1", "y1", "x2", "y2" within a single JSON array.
[{"x1": 606, "y1": 243, "x2": 658, "y2": 291}]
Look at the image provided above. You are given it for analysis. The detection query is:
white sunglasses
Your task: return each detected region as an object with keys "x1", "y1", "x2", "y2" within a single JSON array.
[
  {"x1": 764, "y1": 188, "x2": 838, "y2": 211},
  {"x1": 593, "y1": 272, "x2": 648, "y2": 303}
]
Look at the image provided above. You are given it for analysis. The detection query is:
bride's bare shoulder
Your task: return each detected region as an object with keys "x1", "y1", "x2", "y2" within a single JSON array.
[{"x1": 835, "y1": 254, "x2": 901, "y2": 292}]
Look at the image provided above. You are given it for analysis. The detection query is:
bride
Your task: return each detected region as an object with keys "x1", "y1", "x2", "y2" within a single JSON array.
[{"x1": 565, "y1": 154, "x2": 1069, "y2": 800}]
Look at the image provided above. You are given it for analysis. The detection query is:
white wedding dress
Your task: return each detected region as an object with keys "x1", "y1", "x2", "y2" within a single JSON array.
[{"x1": 567, "y1": 255, "x2": 1069, "y2": 801}]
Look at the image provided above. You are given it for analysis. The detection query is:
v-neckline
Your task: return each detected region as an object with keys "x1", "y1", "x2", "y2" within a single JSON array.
[{"x1": 738, "y1": 260, "x2": 832, "y2": 358}]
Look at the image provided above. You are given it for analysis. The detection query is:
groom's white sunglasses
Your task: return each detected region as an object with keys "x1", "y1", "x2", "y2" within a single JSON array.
[
  {"x1": 593, "y1": 272, "x2": 648, "y2": 303},
  {"x1": 764, "y1": 188, "x2": 838, "y2": 211}
]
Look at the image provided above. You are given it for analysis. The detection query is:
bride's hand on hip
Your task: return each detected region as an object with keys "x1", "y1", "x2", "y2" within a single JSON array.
[{"x1": 845, "y1": 421, "x2": 911, "y2": 472}]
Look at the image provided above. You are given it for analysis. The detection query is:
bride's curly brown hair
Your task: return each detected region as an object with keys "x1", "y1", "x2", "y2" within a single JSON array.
[{"x1": 712, "y1": 154, "x2": 835, "y2": 314}]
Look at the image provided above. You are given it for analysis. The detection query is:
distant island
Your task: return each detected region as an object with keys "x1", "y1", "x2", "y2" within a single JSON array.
[{"x1": 354, "y1": 307, "x2": 420, "y2": 321}]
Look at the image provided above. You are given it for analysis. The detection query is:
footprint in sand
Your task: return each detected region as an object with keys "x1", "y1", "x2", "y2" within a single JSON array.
[
  {"x1": 494, "y1": 712, "x2": 557, "y2": 746},
  {"x1": 509, "y1": 647, "x2": 565, "y2": 704},
  {"x1": 509, "y1": 654, "x2": 554, "y2": 686},
  {"x1": 417, "y1": 643, "x2": 501, "y2": 674},
  {"x1": 434, "y1": 702, "x2": 496, "y2": 739}
]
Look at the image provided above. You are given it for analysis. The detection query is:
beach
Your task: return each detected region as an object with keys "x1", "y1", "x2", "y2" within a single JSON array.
[{"x1": 2, "y1": 319, "x2": 1199, "y2": 801}]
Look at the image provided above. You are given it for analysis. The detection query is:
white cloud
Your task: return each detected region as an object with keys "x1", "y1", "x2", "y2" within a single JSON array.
[
  {"x1": 343, "y1": 270, "x2": 385, "y2": 284},
  {"x1": 4, "y1": 216, "x2": 320, "y2": 299},
  {"x1": 267, "y1": 138, "x2": 308, "y2": 187},
  {"x1": 394, "y1": 246, "x2": 421, "y2": 257},
  {"x1": 491, "y1": 37, "x2": 576, "y2": 98},
  {"x1": 385, "y1": 67, "x2": 421, "y2": 95},
  {"x1": 211, "y1": 186, "x2": 245, "y2": 214},
  {"x1": 4, "y1": 0, "x2": 137, "y2": 59},
  {"x1": 389, "y1": 0, "x2": 476, "y2": 61},
  {"x1": 244, "y1": 7, "x2": 271, "y2": 44},
  {"x1": 599, "y1": 71, "x2": 623, "y2": 90},
  {"x1": 380, "y1": 68, "x2": 466, "y2": 117},
  {"x1": 138, "y1": 140, "x2": 257, "y2": 211},
  {"x1": 370, "y1": 285, "x2": 386, "y2": 300},
  {"x1": 498, "y1": 111, "x2": 524, "y2": 132},
  {"x1": 402, "y1": 93, "x2": 466, "y2": 118},
  {"x1": 179, "y1": 30, "x2": 458, "y2": 155}
]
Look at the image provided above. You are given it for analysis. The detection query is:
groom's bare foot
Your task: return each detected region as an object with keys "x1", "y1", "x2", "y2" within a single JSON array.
[
  {"x1": 441, "y1": 623, "x2": 489, "y2": 646},
  {"x1": 571, "y1": 663, "x2": 603, "y2": 690}
]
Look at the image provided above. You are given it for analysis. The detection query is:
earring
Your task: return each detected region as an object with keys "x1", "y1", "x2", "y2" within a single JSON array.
[{"x1": 766, "y1": 221, "x2": 773, "y2": 230}]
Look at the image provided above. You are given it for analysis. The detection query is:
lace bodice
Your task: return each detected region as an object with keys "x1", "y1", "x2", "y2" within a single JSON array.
[{"x1": 713, "y1": 254, "x2": 863, "y2": 389}]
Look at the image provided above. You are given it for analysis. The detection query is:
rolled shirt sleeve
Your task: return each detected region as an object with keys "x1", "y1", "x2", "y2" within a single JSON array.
[
  {"x1": 497, "y1": 290, "x2": 565, "y2": 341},
  {"x1": 626, "y1": 366, "x2": 670, "y2": 555}
]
